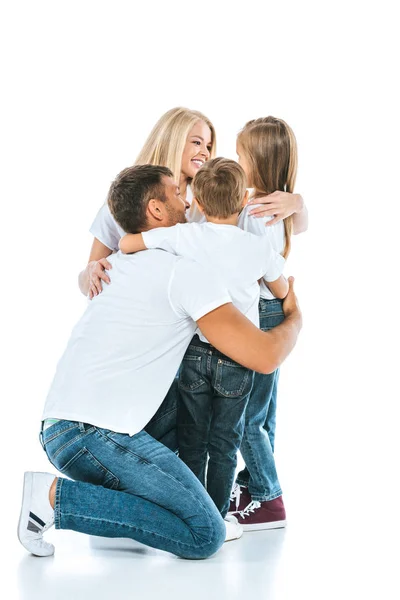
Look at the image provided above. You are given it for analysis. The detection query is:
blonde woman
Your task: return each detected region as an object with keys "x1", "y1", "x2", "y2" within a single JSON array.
[
  {"x1": 79, "y1": 107, "x2": 307, "y2": 298},
  {"x1": 230, "y1": 116, "x2": 301, "y2": 531}
]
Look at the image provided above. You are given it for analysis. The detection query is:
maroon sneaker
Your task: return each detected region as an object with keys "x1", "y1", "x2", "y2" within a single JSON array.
[
  {"x1": 236, "y1": 496, "x2": 287, "y2": 531},
  {"x1": 228, "y1": 484, "x2": 251, "y2": 514}
]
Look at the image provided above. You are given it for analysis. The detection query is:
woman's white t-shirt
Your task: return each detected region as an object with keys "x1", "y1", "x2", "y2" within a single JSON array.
[{"x1": 89, "y1": 185, "x2": 205, "y2": 252}]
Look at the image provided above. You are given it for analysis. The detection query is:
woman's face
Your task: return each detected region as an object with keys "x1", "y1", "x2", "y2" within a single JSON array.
[
  {"x1": 181, "y1": 120, "x2": 213, "y2": 180},
  {"x1": 236, "y1": 141, "x2": 252, "y2": 186}
]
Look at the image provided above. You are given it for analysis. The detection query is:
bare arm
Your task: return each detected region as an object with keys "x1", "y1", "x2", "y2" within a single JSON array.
[
  {"x1": 119, "y1": 233, "x2": 147, "y2": 254},
  {"x1": 264, "y1": 274, "x2": 289, "y2": 299},
  {"x1": 292, "y1": 196, "x2": 308, "y2": 234},
  {"x1": 197, "y1": 277, "x2": 301, "y2": 374},
  {"x1": 78, "y1": 238, "x2": 113, "y2": 298}
]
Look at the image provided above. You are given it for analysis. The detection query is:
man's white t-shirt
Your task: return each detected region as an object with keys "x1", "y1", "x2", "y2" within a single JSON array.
[
  {"x1": 90, "y1": 185, "x2": 205, "y2": 251},
  {"x1": 43, "y1": 251, "x2": 231, "y2": 436},
  {"x1": 238, "y1": 202, "x2": 286, "y2": 300},
  {"x1": 142, "y1": 222, "x2": 285, "y2": 341}
]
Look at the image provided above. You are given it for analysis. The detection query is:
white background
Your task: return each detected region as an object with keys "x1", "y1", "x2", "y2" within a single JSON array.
[{"x1": 1, "y1": 1, "x2": 399, "y2": 598}]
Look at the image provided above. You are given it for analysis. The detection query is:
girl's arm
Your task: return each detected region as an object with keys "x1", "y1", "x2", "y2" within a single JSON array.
[
  {"x1": 119, "y1": 234, "x2": 147, "y2": 254},
  {"x1": 247, "y1": 191, "x2": 308, "y2": 234},
  {"x1": 78, "y1": 238, "x2": 113, "y2": 299}
]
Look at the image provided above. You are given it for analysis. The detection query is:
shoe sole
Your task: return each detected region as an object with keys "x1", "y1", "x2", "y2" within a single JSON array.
[{"x1": 242, "y1": 519, "x2": 287, "y2": 532}]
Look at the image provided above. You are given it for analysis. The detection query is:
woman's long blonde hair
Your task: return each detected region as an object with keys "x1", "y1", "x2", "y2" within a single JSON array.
[
  {"x1": 135, "y1": 107, "x2": 216, "y2": 183},
  {"x1": 237, "y1": 117, "x2": 298, "y2": 259}
]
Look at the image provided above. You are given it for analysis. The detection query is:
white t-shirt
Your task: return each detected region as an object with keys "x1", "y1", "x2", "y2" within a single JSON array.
[
  {"x1": 43, "y1": 250, "x2": 231, "y2": 436},
  {"x1": 89, "y1": 185, "x2": 204, "y2": 251},
  {"x1": 142, "y1": 222, "x2": 285, "y2": 342},
  {"x1": 238, "y1": 202, "x2": 286, "y2": 300}
]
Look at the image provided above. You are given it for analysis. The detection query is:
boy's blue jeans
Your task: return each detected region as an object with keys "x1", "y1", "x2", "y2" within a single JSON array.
[
  {"x1": 236, "y1": 298, "x2": 285, "y2": 502},
  {"x1": 41, "y1": 381, "x2": 225, "y2": 559},
  {"x1": 178, "y1": 335, "x2": 254, "y2": 517}
]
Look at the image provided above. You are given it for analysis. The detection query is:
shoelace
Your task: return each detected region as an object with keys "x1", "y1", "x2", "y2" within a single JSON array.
[
  {"x1": 229, "y1": 483, "x2": 242, "y2": 510},
  {"x1": 239, "y1": 500, "x2": 261, "y2": 519}
]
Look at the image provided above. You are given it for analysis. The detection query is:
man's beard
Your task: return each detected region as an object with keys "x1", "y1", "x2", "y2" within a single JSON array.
[{"x1": 165, "y1": 203, "x2": 187, "y2": 226}]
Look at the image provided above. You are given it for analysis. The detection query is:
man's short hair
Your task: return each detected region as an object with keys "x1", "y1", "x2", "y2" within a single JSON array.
[
  {"x1": 107, "y1": 164, "x2": 173, "y2": 233},
  {"x1": 192, "y1": 158, "x2": 247, "y2": 218}
]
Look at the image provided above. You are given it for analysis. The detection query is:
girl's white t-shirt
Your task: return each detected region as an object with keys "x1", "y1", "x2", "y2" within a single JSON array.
[
  {"x1": 89, "y1": 185, "x2": 205, "y2": 252},
  {"x1": 238, "y1": 199, "x2": 286, "y2": 300}
]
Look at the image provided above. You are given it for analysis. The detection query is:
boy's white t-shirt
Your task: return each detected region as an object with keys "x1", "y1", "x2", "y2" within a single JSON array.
[
  {"x1": 89, "y1": 185, "x2": 204, "y2": 251},
  {"x1": 142, "y1": 222, "x2": 285, "y2": 342},
  {"x1": 43, "y1": 250, "x2": 231, "y2": 436},
  {"x1": 238, "y1": 201, "x2": 286, "y2": 300}
]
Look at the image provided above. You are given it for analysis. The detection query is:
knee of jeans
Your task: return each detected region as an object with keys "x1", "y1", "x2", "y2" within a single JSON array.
[{"x1": 183, "y1": 516, "x2": 225, "y2": 560}]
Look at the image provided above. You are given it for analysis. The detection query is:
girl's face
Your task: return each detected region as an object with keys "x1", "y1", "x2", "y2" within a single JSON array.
[
  {"x1": 236, "y1": 141, "x2": 252, "y2": 187},
  {"x1": 181, "y1": 120, "x2": 213, "y2": 180}
]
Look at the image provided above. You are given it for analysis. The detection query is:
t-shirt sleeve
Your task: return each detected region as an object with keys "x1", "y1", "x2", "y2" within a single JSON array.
[
  {"x1": 142, "y1": 226, "x2": 180, "y2": 255},
  {"x1": 89, "y1": 203, "x2": 126, "y2": 251},
  {"x1": 169, "y1": 257, "x2": 232, "y2": 322}
]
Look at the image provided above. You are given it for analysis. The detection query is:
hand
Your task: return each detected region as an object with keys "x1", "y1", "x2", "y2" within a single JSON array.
[
  {"x1": 248, "y1": 191, "x2": 303, "y2": 226},
  {"x1": 282, "y1": 277, "x2": 302, "y2": 326},
  {"x1": 88, "y1": 258, "x2": 112, "y2": 300}
]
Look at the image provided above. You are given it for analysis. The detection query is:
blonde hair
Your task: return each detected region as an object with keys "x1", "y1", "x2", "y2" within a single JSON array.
[
  {"x1": 237, "y1": 117, "x2": 298, "y2": 259},
  {"x1": 135, "y1": 107, "x2": 216, "y2": 183},
  {"x1": 193, "y1": 158, "x2": 247, "y2": 218}
]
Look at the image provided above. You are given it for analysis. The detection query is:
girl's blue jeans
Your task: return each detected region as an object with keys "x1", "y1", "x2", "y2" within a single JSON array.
[
  {"x1": 41, "y1": 380, "x2": 225, "y2": 560},
  {"x1": 236, "y1": 298, "x2": 285, "y2": 502}
]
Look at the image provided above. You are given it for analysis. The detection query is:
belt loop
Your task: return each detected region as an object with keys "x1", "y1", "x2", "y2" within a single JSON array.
[{"x1": 79, "y1": 422, "x2": 85, "y2": 432}]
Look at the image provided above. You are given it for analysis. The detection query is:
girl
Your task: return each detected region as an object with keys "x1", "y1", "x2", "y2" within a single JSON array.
[
  {"x1": 230, "y1": 116, "x2": 300, "y2": 531},
  {"x1": 79, "y1": 107, "x2": 307, "y2": 298}
]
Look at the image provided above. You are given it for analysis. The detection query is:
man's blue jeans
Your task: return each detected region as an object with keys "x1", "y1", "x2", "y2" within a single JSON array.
[
  {"x1": 41, "y1": 382, "x2": 225, "y2": 559},
  {"x1": 236, "y1": 298, "x2": 285, "y2": 502},
  {"x1": 178, "y1": 335, "x2": 254, "y2": 517}
]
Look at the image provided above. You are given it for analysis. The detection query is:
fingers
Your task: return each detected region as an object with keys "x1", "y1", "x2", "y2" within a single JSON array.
[
  {"x1": 99, "y1": 258, "x2": 112, "y2": 270},
  {"x1": 90, "y1": 275, "x2": 103, "y2": 296},
  {"x1": 265, "y1": 216, "x2": 283, "y2": 226},
  {"x1": 248, "y1": 206, "x2": 276, "y2": 216},
  {"x1": 98, "y1": 270, "x2": 111, "y2": 284},
  {"x1": 288, "y1": 276, "x2": 295, "y2": 288}
]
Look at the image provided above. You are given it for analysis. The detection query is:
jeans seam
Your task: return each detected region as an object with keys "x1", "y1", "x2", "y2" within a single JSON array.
[
  {"x1": 54, "y1": 478, "x2": 63, "y2": 529},
  {"x1": 57, "y1": 512, "x2": 219, "y2": 550}
]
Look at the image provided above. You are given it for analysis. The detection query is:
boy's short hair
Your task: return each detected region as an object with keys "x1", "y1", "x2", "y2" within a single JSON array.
[
  {"x1": 192, "y1": 157, "x2": 246, "y2": 219},
  {"x1": 108, "y1": 164, "x2": 173, "y2": 233}
]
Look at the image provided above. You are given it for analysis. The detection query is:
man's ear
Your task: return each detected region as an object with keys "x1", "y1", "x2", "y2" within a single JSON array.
[
  {"x1": 194, "y1": 197, "x2": 205, "y2": 214},
  {"x1": 147, "y1": 198, "x2": 165, "y2": 222},
  {"x1": 242, "y1": 189, "x2": 250, "y2": 207}
]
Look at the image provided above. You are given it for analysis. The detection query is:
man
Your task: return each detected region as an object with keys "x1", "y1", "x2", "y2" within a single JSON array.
[{"x1": 18, "y1": 165, "x2": 302, "y2": 560}]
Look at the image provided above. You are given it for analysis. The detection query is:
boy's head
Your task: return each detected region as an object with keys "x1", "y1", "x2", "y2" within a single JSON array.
[
  {"x1": 108, "y1": 164, "x2": 188, "y2": 233},
  {"x1": 192, "y1": 157, "x2": 247, "y2": 219}
]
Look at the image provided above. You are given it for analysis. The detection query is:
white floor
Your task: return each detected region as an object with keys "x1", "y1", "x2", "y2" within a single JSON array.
[{"x1": 6, "y1": 461, "x2": 399, "y2": 600}]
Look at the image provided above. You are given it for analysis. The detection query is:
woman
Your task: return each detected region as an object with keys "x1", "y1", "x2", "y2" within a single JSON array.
[{"x1": 79, "y1": 107, "x2": 307, "y2": 298}]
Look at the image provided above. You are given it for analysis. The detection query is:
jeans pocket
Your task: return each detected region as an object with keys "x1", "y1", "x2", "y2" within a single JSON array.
[
  {"x1": 259, "y1": 299, "x2": 284, "y2": 331},
  {"x1": 214, "y1": 361, "x2": 253, "y2": 398},
  {"x1": 56, "y1": 447, "x2": 120, "y2": 490},
  {"x1": 179, "y1": 355, "x2": 205, "y2": 391}
]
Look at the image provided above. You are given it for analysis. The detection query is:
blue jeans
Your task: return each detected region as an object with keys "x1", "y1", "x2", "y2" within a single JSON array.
[
  {"x1": 41, "y1": 390, "x2": 225, "y2": 560},
  {"x1": 236, "y1": 298, "x2": 285, "y2": 502},
  {"x1": 178, "y1": 335, "x2": 254, "y2": 517}
]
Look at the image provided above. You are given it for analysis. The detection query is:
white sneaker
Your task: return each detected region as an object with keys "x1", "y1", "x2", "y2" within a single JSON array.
[
  {"x1": 18, "y1": 472, "x2": 56, "y2": 557},
  {"x1": 224, "y1": 517, "x2": 243, "y2": 542}
]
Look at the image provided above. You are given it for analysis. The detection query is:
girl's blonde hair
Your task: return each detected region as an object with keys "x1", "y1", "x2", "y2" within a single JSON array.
[
  {"x1": 135, "y1": 107, "x2": 216, "y2": 183},
  {"x1": 237, "y1": 116, "x2": 298, "y2": 259}
]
